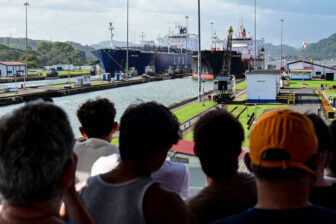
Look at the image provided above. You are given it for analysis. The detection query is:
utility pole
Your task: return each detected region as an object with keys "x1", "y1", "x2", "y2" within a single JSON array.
[
  {"x1": 126, "y1": 0, "x2": 129, "y2": 74},
  {"x1": 280, "y1": 19, "x2": 284, "y2": 70},
  {"x1": 24, "y1": 1, "x2": 29, "y2": 89},
  {"x1": 198, "y1": 0, "x2": 202, "y2": 102},
  {"x1": 254, "y1": 0, "x2": 257, "y2": 70}
]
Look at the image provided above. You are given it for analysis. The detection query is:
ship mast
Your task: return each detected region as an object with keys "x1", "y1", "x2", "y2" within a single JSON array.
[
  {"x1": 140, "y1": 32, "x2": 145, "y2": 45},
  {"x1": 109, "y1": 22, "x2": 115, "y2": 49}
]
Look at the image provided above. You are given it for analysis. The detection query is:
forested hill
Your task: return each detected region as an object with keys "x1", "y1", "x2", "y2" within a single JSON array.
[
  {"x1": 298, "y1": 33, "x2": 336, "y2": 60},
  {"x1": 0, "y1": 41, "x2": 88, "y2": 67},
  {"x1": 0, "y1": 37, "x2": 45, "y2": 50},
  {"x1": 263, "y1": 43, "x2": 299, "y2": 60},
  {"x1": 0, "y1": 37, "x2": 95, "y2": 61}
]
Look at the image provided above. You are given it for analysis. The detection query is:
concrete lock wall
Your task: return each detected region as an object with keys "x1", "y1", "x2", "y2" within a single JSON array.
[{"x1": 247, "y1": 74, "x2": 277, "y2": 103}]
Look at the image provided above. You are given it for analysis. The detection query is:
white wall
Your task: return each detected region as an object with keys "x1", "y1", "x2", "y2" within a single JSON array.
[
  {"x1": 291, "y1": 72, "x2": 312, "y2": 80},
  {"x1": 247, "y1": 74, "x2": 278, "y2": 101},
  {"x1": 0, "y1": 64, "x2": 6, "y2": 77},
  {"x1": 288, "y1": 62, "x2": 336, "y2": 77}
]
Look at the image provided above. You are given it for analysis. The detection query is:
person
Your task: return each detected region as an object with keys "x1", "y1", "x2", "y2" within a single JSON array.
[
  {"x1": 74, "y1": 98, "x2": 119, "y2": 182},
  {"x1": 186, "y1": 110, "x2": 256, "y2": 223},
  {"x1": 0, "y1": 100, "x2": 94, "y2": 224},
  {"x1": 306, "y1": 114, "x2": 336, "y2": 210},
  {"x1": 317, "y1": 104, "x2": 321, "y2": 116},
  {"x1": 79, "y1": 102, "x2": 197, "y2": 224},
  {"x1": 82, "y1": 99, "x2": 190, "y2": 200},
  {"x1": 208, "y1": 95, "x2": 212, "y2": 101},
  {"x1": 213, "y1": 109, "x2": 336, "y2": 224},
  {"x1": 325, "y1": 120, "x2": 336, "y2": 183}
]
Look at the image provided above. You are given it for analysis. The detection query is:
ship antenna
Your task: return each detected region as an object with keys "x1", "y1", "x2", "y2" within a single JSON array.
[
  {"x1": 210, "y1": 22, "x2": 214, "y2": 49},
  {"x1": 140, "y1": 32, "x2": 145, "y2": 45},
  {"x1": 108, "y1": 22, "x2": 115, "y2": 49}
]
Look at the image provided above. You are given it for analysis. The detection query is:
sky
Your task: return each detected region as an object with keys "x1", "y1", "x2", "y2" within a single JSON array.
[{"x1": 0, "y1": 0, "x2": 336, "y2": 48}]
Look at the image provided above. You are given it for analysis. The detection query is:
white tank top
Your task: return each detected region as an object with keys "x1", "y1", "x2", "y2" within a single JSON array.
[{"x1": 80, "y1": 175, "x2": 155, "y2": 224}]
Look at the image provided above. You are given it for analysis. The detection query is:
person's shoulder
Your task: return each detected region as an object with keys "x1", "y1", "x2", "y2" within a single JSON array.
[
  {"x1": 73, "y1": 140, "x2": 86, "y2": 153},
  {"x1": 144, "y1": 184, "x2": 197, "y2": 224},
  {"x1": 164, "y1": 160, "x2": 188, "y2": 170}
]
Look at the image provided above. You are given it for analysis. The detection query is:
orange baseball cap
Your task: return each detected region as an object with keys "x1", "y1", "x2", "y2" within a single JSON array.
[{"x1": 249, "y1": 109, "x2": 318, "y2": 176}]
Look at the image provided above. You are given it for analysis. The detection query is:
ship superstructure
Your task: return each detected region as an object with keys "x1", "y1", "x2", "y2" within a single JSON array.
[
  {"x1": 215, "y1": 21, "x2": 265, "y2": 69},
  {"x1": 192, "y1": 22, "x2": 265, "y2": 80}
]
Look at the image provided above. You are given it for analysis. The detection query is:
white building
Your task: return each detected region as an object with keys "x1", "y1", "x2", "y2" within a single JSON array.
[
  {"x1": 290, "y1": 69, "x2": 313, "y2": 80},
  {"x1": 0, "y1": 62, "x2": 26, "y2": 77},
  {"x1": 246, "y1": 70, "x2": 281, "y2": 103},
  {"x1": 287, "y1": 60, "x2": 336, "y2": 78}
]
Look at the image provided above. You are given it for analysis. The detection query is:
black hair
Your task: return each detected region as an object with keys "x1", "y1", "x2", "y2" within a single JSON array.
[
  {"x1": 328, "y1": 120, "x2": 336, "y2": 173},
  {"x1": 0, "y1": 100, "x2": 74, "y2": 205},
  {"x1": 119, "y1": 102, "x2": 180, "y2": 161},
  {"x1": 77, "y1": 98, "x2": 116, "y2": 138},
  {"x1": 306, "y1": 113, "x2": 331, "y2": 153},
  {"x1": 193, "y1": 110, "x2": 244, "y2": 181}
]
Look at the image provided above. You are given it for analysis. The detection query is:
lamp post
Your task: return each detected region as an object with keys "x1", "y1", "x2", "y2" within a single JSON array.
[
  {"x1": 198, "y1": 0, "x2": 202, "y2": 102},
  {"x1": 24, "y1": 1, "x2": 29, "y2": 89},
  {"x1": 280, "y1": 19, "x2": 284, "y2": 70},
  {"x1": 126, "y1": 0, "x2": 129, "y2": 74},
  {"x1": 254, "y1": 0, "x2": 257, "y2": 70}
]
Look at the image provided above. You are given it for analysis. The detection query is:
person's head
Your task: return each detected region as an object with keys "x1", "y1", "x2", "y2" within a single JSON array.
[
  {"x1": 0, "y1": 100, "x2": 74, "y2": 205},
  {"x1": 247, "y1": 109, "x2": 318, "y2": 182},
  {"x1": 119, "y1": 102, "x2": 180, "y2": 172},
  {"x1": 77, "y1": 98, "x2": 117, "y2": 140},
  {"x1": 193, "y1": 110, "x2": 244, "y2": 181},
  {"x1": 305, "y1": 113, "x2": 331, "y2": 154}
]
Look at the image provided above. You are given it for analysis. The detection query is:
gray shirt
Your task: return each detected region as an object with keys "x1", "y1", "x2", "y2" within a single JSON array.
[{"x1": 80, "y1": 175, "x2": 155, "y2": 224}]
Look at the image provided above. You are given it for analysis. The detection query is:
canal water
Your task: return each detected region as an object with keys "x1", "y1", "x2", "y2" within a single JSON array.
[{"x1": 0, "y1": 77, "x2": 213, "y2": 138}]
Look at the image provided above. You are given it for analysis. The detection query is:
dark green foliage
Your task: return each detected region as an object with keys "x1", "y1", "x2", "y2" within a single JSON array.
[
  {"x1": 0, "y1": 44, "x2": 24, "y2": 61},
  {"x1": 37, "y1": 42, "x2": 87, "y2": 66},
  {"x1": 18, "y1": 54, "x2": 40, "y2": 68}
]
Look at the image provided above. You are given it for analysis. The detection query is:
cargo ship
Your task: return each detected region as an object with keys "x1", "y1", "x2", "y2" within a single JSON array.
[
  {"x1": 192, "y1": 22, "x2": 265, "y2": 79},
  {"x1": 93, "y1": 21, "x2": 198, "y2": 76}
]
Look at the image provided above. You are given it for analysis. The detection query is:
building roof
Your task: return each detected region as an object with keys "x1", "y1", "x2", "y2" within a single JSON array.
[
  {"x1": 287, "y1": 60, "x2": 336, "y2": 71},
  {"x1": 290, "y1": 69, "x2": 313, "y2": 72},
  {"x1": 246, "y1": 70, "x2": 282, "y2": 75},
  {"x1": 0, "y1": 62, "x2": 25, "y2": 66}
]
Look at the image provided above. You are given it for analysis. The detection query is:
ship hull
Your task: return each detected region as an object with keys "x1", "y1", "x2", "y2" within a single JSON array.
[
  {"x1": 191, "y1": 50, "x2": 250, "y2": 80},
  {"x1": 93, "y1": 49, "x2": 192, "y2": 75}
]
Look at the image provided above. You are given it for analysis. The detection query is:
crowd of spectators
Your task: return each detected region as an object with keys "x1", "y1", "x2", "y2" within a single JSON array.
[{"x1": 0, "y1": 98, "x2": 336, "y2": 223}]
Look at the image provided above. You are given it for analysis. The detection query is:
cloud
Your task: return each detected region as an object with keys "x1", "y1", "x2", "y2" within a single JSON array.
[{"x1": 0, "y1": 0, "x2": 335, "y2": 48}]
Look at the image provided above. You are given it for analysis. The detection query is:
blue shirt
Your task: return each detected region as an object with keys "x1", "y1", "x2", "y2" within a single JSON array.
[{"x1": 212, "y1": 205, "x2": 336, "y2": 224}]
